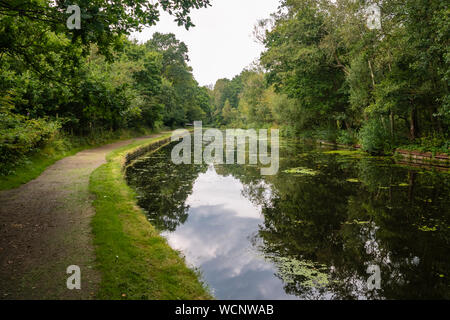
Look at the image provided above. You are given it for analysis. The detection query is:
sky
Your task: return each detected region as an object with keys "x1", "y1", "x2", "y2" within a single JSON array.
[{"x1": 131, "y1": 0, "x2": 280, "y2": 87}]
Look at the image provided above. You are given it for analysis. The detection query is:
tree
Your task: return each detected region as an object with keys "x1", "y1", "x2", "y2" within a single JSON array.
[
  {"x1": 261, "y1": 0, "x2": 348, "y2": 131},
  {"x1": 0, "y1": 0, "x2": 211, "y2": 60}
]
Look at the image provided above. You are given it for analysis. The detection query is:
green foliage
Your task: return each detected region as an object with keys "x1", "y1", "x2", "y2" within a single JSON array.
[
  {"x1": 209, "y1": 0, "x2": 448, "y2": 157},
  {"x1": 148, "y1": 32, "x2": 212, "y2": 127},
  {"x1": 398, "y1": 134, "x2": 450, "y2": 156},
  {"x1": 359, "y1": 118, "x2": 392, "y2": 155},
  {"x1": 0, "y1": 102, "x2": 60, "y2": 173},
  {"x1": 337, "y1": 130, "x2": 358, "y2": 146},
  {"x1": 0, "y1": 27, "x2": 212, "y2": 170},
  {"x1": 0, "y1": 0, "x2": 213, "y2": 172},
  {"x1": 261, "y1": 0, "x2": 348, "y2": 125},
  {"x1": 0, "y1": 1, "x2": 211, "y2": 62}
]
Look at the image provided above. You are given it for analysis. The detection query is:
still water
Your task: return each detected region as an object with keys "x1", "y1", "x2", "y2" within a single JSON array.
[{"x1": 126, "y1": 138, "x2": 450, "y2": 300}]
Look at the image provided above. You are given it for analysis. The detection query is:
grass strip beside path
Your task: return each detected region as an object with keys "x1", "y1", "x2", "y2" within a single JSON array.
[{"x1": 89, "y1": 133, "x2": 211, "y2": 300}]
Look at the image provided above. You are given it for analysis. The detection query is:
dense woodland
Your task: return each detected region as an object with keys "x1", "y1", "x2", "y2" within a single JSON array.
[
  {"x1": 0, "y1": 0, "x2": 212, "y2": 173},
  {"x1": 1, "y1": 0, "x2": 449, "y2": 174},
  {"x1": 210, "y1": 0, "x2": 449, "y2": 155}
]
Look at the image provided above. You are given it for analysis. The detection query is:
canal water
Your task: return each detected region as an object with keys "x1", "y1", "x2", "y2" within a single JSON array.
[{"x1": 125, "y1": 138, "x2": 450, "y2": 299}]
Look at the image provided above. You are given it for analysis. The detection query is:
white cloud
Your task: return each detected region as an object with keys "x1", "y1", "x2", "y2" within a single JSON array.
[{"x1": 131, "y1": 0, "x2": 280, "y2": 86}]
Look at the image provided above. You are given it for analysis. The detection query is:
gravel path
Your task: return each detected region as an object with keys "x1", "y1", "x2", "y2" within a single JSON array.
[{"x1": 0, "y1": 135, "x2": 158, "y2": 299}]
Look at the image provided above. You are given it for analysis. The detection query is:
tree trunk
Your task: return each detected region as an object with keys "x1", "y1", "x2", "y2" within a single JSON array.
[
  {"x1": 409, "y1": 106, "x2": 417, "y2": 141},
  {"x1": 368, "y1": 60, "x2": 376, "y2": 88}
]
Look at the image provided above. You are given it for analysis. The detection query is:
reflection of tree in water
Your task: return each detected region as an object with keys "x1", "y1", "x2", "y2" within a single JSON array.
[
  {"x1": 126, "y1": 143, "x2": 207, "y2": 231},
  {"x1": 126, "y1": 139, "x2": 449, "y2": 299},
  {"x1": 218, "y1": 151, "x2": 450, "y2": 299}
]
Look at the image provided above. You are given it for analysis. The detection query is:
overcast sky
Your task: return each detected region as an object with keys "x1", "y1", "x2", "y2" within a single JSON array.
[{"x1": 131, "y1": 0, "x2": 280, "y2": 87}]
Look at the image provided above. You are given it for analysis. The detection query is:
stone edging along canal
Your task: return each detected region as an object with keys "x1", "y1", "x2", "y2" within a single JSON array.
[
  {"x1": 124, "y1": 136, "x2": 172, "y2": 166},
  {"x1": 395, "y1": 149, "x2": 450, "y2": 168}
]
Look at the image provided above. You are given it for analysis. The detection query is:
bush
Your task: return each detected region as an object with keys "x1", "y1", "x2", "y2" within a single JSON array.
[
  {"x1": 337, "y1": 130, "x2": 357, "y2": 146},
  {"x1": 0, "y1": 110, "x2": 60, "y2": 173},
  {"x1": 314, "y1": 128, "x2": 338, "y2": 142},
  {"x1": 398, "y1": 134, "x2": 450, "y2": 155},
  {"x1": 358, "y1": 118, "x2": 392, "y2": 155},
  {"x1": 280, "y1": 125, "x2": 297, "y2": 138}
]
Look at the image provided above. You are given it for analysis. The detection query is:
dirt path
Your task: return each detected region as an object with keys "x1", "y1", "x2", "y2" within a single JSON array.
[{"x1": 0, "y1": 135, "x2": 160, "y2": 300}]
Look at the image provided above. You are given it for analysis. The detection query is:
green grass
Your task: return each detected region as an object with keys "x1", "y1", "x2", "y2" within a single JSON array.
[
  {"x1": 89, "y1": 134, "x2": 212, "y2": 300},
  {"x1": 0, "y1": 128, "x2": 156, "y2": 191}
]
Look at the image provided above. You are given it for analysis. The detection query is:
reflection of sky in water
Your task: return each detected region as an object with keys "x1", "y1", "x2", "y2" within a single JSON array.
[{"x1": 162, "y1": 166, "x2": 298, "y2": 300}]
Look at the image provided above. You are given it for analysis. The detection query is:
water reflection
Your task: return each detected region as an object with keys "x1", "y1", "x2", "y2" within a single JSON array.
[
  {"x1": 126, "y1": 140, "x2": 450, "y2": 300},
  {"x1": 167, "y1": 167, "x2": 295, "y2": 299}
]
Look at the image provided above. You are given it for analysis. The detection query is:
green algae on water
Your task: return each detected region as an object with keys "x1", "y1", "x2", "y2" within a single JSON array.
[
  {"x1": 283, "y1": 167, "x2": 319, "y2": 175},
  {"x1": 344, "y1": 220, "x2": 371, "y2": 225},
  {"x1": 324, "y1": 150, "x2": 366, "y2": 156},
  {"x1": 418, "y1": 225, "x2": 438, "y2": 232},
  {"x1": 272, "y1": 256, "x2": 329, "y2": 288}
]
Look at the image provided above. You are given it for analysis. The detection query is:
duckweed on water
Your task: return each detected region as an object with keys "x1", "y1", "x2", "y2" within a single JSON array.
[
  {"x1": 344, "y1": 220, "x2": 371, "y2": 225},
  {"x1": 272, "y1": 256, "x2": 329, "y2": 288},
  {"x1": 418, "y1": 225, "x2": 438, "y2": 232},
  {"x1": 283, "y1": 167, "x2": 319, "y2": 175},
  {"x1": 126, "y1": 135, "x2": 450, "y2": 299},
  {"x1": 323, "y1": 150, "x2": 366, "y2": 157}
]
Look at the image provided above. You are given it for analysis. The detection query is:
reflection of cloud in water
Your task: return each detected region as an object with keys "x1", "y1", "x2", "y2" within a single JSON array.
[
  {"x1": 185, "y1": 166, "x2": 262, "y2": 219},
  {"x1": 162, "y1": 167, "x2": 297, "y2": 300}
]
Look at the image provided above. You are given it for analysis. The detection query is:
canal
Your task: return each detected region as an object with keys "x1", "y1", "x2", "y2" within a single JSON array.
[{"x1": 126, "y1": 138, "x2": 450, "y2": 299}]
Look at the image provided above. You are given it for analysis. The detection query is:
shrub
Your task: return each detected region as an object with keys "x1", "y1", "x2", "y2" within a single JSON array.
[
  {"x1": 0, "y1": 109, "x2": 60, "y2": 173},
  {"x1": 337, "y1": 130, "x2": 357, "y2": 146},
  {"x1": 398, "y1": 134, "x2": 450, "y2": 155},
  {"x1": 358, "y1": 118, "x2": 392, "y2": 155},
  {"x1": 314, "y1": 128, "x2": 338, "y2": 143}
]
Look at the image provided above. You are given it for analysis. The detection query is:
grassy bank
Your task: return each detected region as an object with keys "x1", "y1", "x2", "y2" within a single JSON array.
[
  {"x1": 89, "y1": 134, "x2": 211, "y2": 300},
  {"x1": 0, "y1": 128, "x2": 156, "y2": 191}
]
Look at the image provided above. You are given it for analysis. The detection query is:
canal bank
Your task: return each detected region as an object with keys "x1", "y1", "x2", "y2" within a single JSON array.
[
  {"x1": 89, "y1": 133, "x2": 211, "y2": 300},
  {"x1": 316, "y1": 140, "x2": 449, "y2": 170}
]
